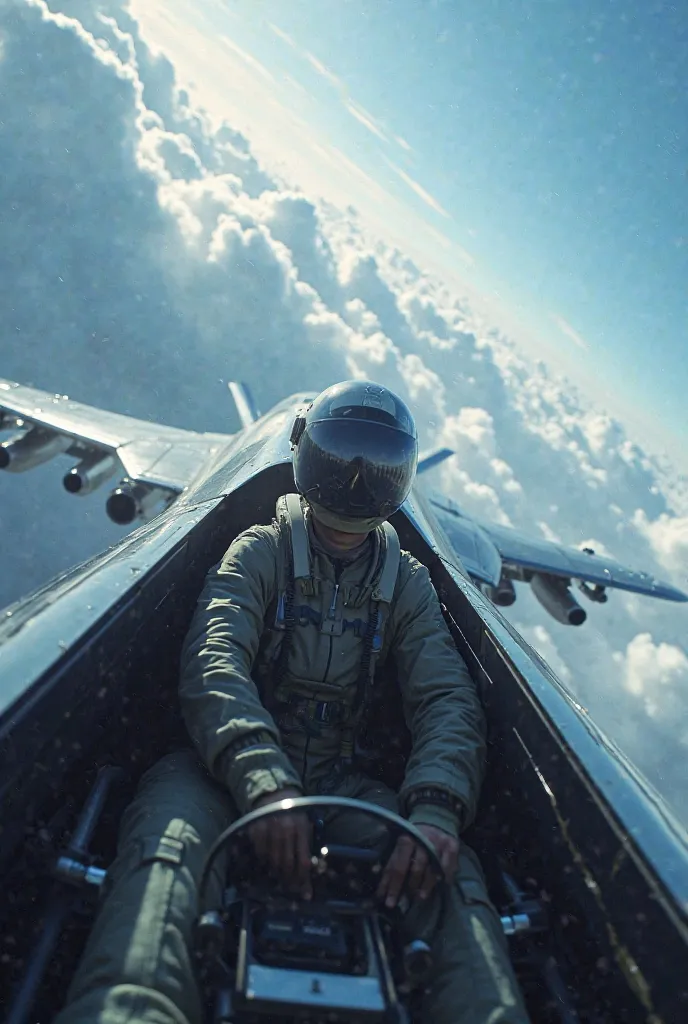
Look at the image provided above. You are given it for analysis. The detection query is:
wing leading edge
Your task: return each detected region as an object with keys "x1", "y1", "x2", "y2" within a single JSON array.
[
  {"x1": 475, "y1": 517, "x2": 688, "y2": 603},
  {"x1": 418, "y1": 445, "x2": 687, "y2": 607},
  {"x1": 427, "y1": 485, "x2": 683, "y2": 606},
  {"x1": 0, "y1": 378, "x2": 233, "y2": 524}
]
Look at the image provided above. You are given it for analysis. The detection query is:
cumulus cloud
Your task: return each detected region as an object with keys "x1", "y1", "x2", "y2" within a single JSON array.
[
  {"x1": 614, "y1": 632, "x2": 688, "y2": 710},
  {"x1": 632, "y1": 510, "x2": 688, "y2": 579},
  {"x1": 1, "y1": 0, "x2": 687, "y2": 825},
  {"x1": 516, "y1": 624, "x2": 573, "y2": 685},
  {"x1": 612, "y1": 633, "x2": 688, "y2": 791},
  {"x1": 436, "y1": 409, "x2": 523, "y2": 525}
]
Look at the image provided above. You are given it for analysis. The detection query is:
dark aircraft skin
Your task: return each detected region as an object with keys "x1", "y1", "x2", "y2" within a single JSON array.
[{"x1": 1, "y1": 383, "x2": 688, "y2": 1022}]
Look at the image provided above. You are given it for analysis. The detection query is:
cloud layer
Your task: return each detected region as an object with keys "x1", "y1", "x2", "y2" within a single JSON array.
[{"x1": 1, "y1": 0, "x2": 687, "y2": 824}]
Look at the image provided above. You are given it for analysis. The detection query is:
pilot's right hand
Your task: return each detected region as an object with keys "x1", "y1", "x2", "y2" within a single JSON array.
[{"x1": 249, "y1": 787, "x2": 313, "y2": 899}]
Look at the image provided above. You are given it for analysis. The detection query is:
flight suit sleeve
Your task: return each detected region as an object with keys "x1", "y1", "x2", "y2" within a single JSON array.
[
  {"x1": 179, "y1": 525, "x2": 304, "y2": 814},
  {"x1": 390, "y1": 557, "x2": 487, "y2": 838}
]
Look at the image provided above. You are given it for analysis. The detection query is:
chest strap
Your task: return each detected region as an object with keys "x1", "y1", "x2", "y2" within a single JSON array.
[
  {"x1": 271, "y1": 495, "x2": 401, "y2": 761},
  {"x1": 275, "y1": 494, "x2": 400, "y2": 608}
]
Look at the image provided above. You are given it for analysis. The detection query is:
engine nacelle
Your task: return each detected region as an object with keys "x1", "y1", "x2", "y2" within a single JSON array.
[
  {"x1": 530, "y1": 573, "x2": 587, "y2": 626},
  {"x1": 481, "y1": 576, "x2": 516, "y2": 607},
  {"x1": 0, "y1": 427, "x2": 71, "y2": 473},
  {"x1": 106, "y1": 481, "x2": 170, "y2": 525},
  {"x1": 64, "y1": 453, "x2": 117, "y2": 496}
]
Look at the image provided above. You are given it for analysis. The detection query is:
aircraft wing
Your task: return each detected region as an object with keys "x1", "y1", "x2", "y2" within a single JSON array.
[
  {"x1": 0, "y1": 378, "x2": 233, "y2": 499},
  {"x1": 473, "y1": 515, "x2": 688, "y2": 603},
  {"x1": 420, "y1": 449, "x2": 687, "y2": 605}
]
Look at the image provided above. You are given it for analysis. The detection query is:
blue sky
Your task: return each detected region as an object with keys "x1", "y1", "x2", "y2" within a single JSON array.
[{"x1": 146, "y1": 0, "x2": 687, "y2": 459}]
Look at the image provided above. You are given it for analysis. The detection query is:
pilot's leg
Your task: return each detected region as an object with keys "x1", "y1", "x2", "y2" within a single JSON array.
[
  {"x1": 323, "y1": 774, "x2": 531, "y2": 1023},
  {"x1": 54, "y1": 749, "x2": 235, "y2": 1024},
  {"x1": 319, "y1": 771, "x2": 399, "y2": 848},
  {"x1": 416, "y1": 845, "x2": 532, "y2": 1024}
]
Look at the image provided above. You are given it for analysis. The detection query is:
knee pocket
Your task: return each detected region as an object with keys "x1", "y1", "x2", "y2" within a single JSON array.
[
  {"x1": 103, "y1": 826, "x2": 188, "y2": 899},
  {"x1": 140, "y1": 833, "x2": 186, "y2": 868},
  {"x1": 438, "y1": 874, "x2": 523, "y2": 1017},
  {"x1": 454, "y1": 866, "x2": 510, "y2": 956},
  {"x1": 72, "y1": 829, "x2": 204, "y2": 1018}
]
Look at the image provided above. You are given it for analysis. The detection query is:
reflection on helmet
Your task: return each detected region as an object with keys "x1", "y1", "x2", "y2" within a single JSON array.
[{"x1": 292, "y1": 381, "x2": 418, "y2": 529}]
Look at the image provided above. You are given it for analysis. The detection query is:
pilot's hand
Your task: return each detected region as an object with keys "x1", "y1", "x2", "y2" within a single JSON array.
[
  {"x1": 249, "y1": 788, "x2": 313, "y2": 899},
  {"x1": 377, "y1": 824, "x2": 459, "y2": 909}
]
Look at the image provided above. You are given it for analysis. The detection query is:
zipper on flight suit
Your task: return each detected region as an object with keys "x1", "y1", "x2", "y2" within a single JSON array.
[
  {"x1": 322, "y1": 559, "x2": 343, "y2": 685},
  {"x1": 301, "y1": 559, "x2": 343, "y2": 784}
]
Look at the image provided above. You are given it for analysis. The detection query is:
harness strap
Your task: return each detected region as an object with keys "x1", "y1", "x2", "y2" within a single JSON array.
[
  {"x1": 376, "y1": 521, "x2": 401, "y2": 603},
  {"x1": 270, "y1": 495, "x2": 401, "y2": 770},
  {"x1": 283, "y1": 493, "x2": 311, "y2": 582},
  {"x1": 270, "y1": 498, "x2": 299, "y2": 696},
  {"x1": 273, "y1": 693, "x2": 348, "y2": 725}
]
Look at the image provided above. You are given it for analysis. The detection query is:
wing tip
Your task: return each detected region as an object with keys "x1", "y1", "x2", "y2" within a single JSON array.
[
  {"x1": 417, "y1": 446, "x2": 455, "y2": 475},
  {"x1": 658, "y1": 583, "x2": 688, "y2": 603}
]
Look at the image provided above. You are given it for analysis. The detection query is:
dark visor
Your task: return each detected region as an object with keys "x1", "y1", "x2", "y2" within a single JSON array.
[{"x1": 295, "y1": 419, "x2": 418, "y2": 519}]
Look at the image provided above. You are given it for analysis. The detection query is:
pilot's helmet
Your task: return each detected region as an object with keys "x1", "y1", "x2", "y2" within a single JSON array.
[{"x1": 290, "y1": 380, "x2": 418, "y2": 533}]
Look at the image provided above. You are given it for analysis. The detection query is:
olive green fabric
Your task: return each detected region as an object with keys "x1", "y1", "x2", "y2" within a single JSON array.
[
  {"x1": 179, "y1": 505, "x2": 487, "y2": 838},
  {"x1": 303, "y1": 772, "x2": 530, "y2": 1023},
  {"x1": 55, "y1": 505, "x2": 530, "y2": 1023},
  {"x1": 53, "y1": 751, "x2": 233, "y2": 1024},
  {"x1": 56, "y1": 751, "x2": 530, "y2": 1024}
]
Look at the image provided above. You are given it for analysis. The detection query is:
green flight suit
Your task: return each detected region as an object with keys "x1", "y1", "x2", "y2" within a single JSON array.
[{"x1": 55, "y1": 502, "x2": 531, "y2": 1024}]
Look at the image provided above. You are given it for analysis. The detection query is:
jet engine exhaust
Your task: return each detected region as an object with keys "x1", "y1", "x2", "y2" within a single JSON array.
[
  {"x1": 64, "y1": 453, "x2": 117, "y2": 496},
  {"x1": 481, "y1": 577, "x2": 517, "y2": 607},
  {"x1": 106, "y1": 481, "x2": 170, "y2": 525},
  {"x1": 530, "y1": 573, "x2": 587, "y2": 626},
  {"x1": 0, "y1": 427, "x2": 70, "y2": 473}
]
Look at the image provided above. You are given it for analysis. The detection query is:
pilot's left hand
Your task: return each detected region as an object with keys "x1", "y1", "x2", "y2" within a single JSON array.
[{"x1": 377, "y1": 825, "x2": 459, "y2": 909}]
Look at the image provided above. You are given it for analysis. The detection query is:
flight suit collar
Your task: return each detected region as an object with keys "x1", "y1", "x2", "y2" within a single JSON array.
[{"x1": 305, "y1": 512, "x2": 381, "y2": 609}]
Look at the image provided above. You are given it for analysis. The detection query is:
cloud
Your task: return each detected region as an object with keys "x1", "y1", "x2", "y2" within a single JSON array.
[
  {"x1": 384, "y1": 158, "x2": 450, "y2": 218},
  {"x1": 265, "y1": 22, "x2": 342, "y2": 92},
  {"x1": 550, "y1": 312, "x2": 590, "y2": 351},
  {"x1": 614, "y1": 632, "x2": 688, "y2": 704},
  {"x1": 268, "y1": 22, "x2": 295, "y2": 48},
  {"x1": 265, "y1": 21, "x2": 405, "y2": 154},
  {"x1": 267, "y1": 24, "x2": 344, "y2": 96},
  {"x1": 304, "y1": 50, "x2": 343, "y2": 90},
  {"x1": 2, "y1": 0, "x2": 688, "y2": 827},
  {"x1": 632, "y1": 509, "x2": 688, "y2": 579},
  {"x1": 219, "y1": 35, "x2": 276, "y2": 85},
  {"x1": 517, "y1": 624, "x2": 573, "y2": 685},
  {"x1": 345, "y1": 101, "x2": 388, "y2": 142},
  {"x1": 612, "y1": 633, "x2": 688, "y2": 768}
]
